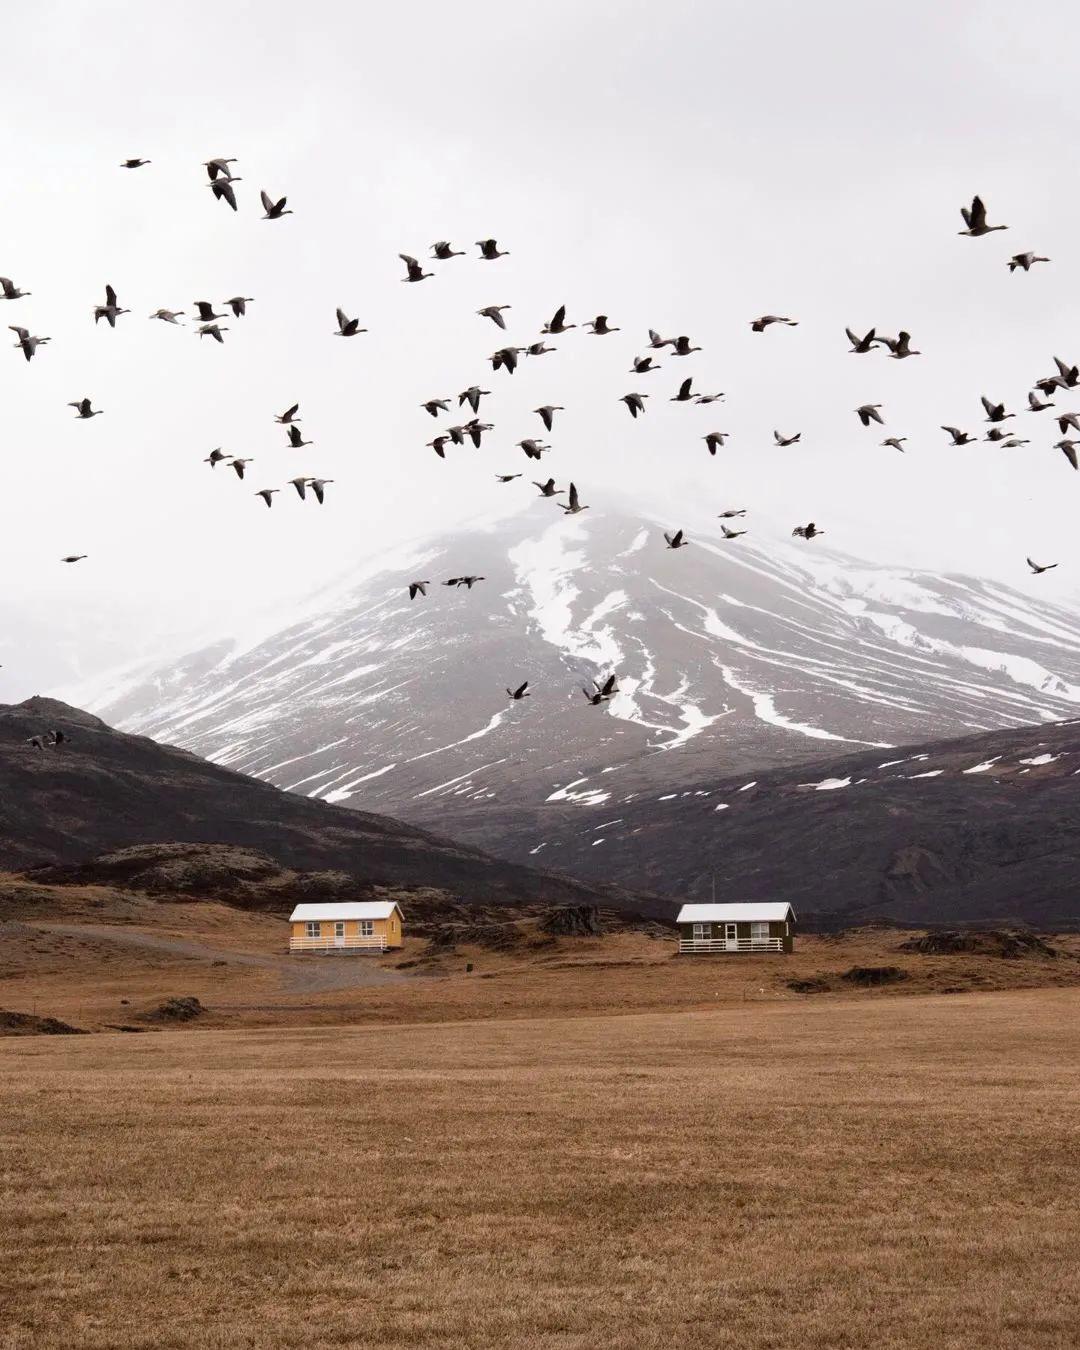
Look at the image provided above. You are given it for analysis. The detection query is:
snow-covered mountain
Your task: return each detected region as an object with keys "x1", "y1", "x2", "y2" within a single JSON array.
[{"x1": 68, "y1": 504, "x2": 1080, "y2": 863}]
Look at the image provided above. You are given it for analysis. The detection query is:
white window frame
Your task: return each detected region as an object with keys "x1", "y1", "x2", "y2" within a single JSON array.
[
  {"x1": 692, "y1": 923, "x2": 710, "y2": 941},
  {"x1": 358, "y1": 919, "x2": 374, "y2": 938},
  {"x1": 750, "y1": 921, "x2": 770, "y2": 943},
  {"x1": 334, "y1": 921, "x2": 346, "y2": 938}
]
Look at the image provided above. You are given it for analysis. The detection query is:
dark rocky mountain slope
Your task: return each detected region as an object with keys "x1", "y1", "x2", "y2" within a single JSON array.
[
  {"x1": 507, "y1": 717, "x2": 1080, "y2": 928},
  {"x1": 0, "y1": 697, "x2": 661, "y2": 916}
]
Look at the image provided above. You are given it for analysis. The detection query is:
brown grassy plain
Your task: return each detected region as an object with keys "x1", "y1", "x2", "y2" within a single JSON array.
[{"x1": 2, "y1": 987, "x2": 1080, "y2": 1350}]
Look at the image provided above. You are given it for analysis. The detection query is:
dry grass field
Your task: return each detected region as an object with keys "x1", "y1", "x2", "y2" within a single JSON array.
[{"x1": 2, "y1": 988, "x2": 1080, "y2": 1349}]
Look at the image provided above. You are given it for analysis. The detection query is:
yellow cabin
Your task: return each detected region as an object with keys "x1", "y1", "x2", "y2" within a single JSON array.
[{"x1": 288, "y1": 902, "x2": 404, "y2": 954}]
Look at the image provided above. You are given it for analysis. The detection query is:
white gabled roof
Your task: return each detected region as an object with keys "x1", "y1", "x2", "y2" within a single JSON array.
[
  {"x1": 676, "y1": 902, "x2": 795, "y2": 924},
  {"x1": 289, "y1": 902, "x2": 402, "y2": 922}
]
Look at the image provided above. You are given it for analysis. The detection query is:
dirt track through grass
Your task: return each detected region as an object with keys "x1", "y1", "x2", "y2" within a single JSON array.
[{"x1": 2, "y1": 988, "x2": 1079, "y2": 1349}]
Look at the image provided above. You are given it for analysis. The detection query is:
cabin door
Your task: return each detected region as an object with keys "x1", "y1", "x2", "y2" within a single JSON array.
[
  {"x1": 724, "y1": 923, "x2": 738, "y2": 951},
  {"x1": 334, "y1": 921, "x2": 346, "y2": 948}
]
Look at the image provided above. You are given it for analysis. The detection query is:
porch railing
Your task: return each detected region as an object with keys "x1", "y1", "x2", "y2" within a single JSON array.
[
  {"x1": 289, "y1": 935, "x2": 388, "y2": 953},
  {"x1": 678, "y1": 937, "x2": 785, "y2": 954}
]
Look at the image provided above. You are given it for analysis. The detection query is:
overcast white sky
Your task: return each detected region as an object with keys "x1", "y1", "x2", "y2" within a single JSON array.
[{"x1": 2, "y1": 0, "x2": 1079, "y2": 700}]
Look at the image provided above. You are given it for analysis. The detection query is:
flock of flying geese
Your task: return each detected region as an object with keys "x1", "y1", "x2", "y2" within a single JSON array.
[{"x1": 4, "y1": 178, "x2": 1068, "y2": 709}]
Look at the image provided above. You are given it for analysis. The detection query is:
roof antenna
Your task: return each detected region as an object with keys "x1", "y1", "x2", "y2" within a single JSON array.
[{"x1": 711, "y1": 873, "x2": 716, "y2": 904}]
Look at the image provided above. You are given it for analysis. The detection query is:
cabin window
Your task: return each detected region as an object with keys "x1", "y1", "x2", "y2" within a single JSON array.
[
  {"x1": 692, "y1": 923, "x2": 710, "y2": 940},
  {"x1": 359, "y1": 920, "x2": 374, "y2": 937},
  {"x1": 750, "y1": 921, "x2": 770, "y2": 943},
  {"x1": 305, "y1": 922, "x2": 321, "y2": 938},
  {"x1": 334, "y1": 922, "x2": 345, "y2": 937}
]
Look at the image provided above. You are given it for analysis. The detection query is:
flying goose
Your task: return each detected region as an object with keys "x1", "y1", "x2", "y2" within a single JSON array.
[
  {"x1": 260, "y1": 191, "x2": 292, "y2": 219},
  {"x1": 230, "y1": 458, "x2": 253, "y2": 479},
  {"x1": 1028, "y1": 391, "x2": 1053, "y2": 412},
  {"x1": 495, "y1": 473, "x2": 521, "y2": 482},
  {"x1": 198, "y1": 323, "x2": 228, "y2": 343},
  {"x1": 121, "y1": 158, "x2": 150, "y2": 168},
  {"x1": 491, "y1": 346, "x2": 521, "y2": 373},
  {"x1": 586, "y1": 315, "x2": 619, "y2": 334},
  {"x1": 750, "y1": 315, "x2": 798, "y2": 331},
  {"x1": 534, "y1": 478, "x2": 563, "y2": 497},
  {"x1": 1026, "y1": 557, "x2": 1058, "y2": 574},
  {"x1": 506, "y1": 681, "x2": 530, "y2": 700},
  {"x1": 720, "y1": 524, "x2": 746, "y2": 539},
  {"x1": 444, "y1": 575, "x2": 486, "y2": 588},
  {"x1": 1058, "y1": 412, "x2": 1080, "y2": 435},
  {"x1": 695, "y1": 392, "x2": 725, "y2": 404},
  {"x1": 542, "y1": 305, "x2": 575, "y2": 334},
  {"x1": 856, "y1": 404, "x2": 884, "y2": 426},
  {"x1": 255, "y1": 488, "x2": 279, "y2": 508},
  {"x1": 276, "y1": 403, "x2": 301, "y2": 424},
  {"x1": 204, "y1": 157, "x2": 237, "y2": 179},
  {"x1": 288, "y1": 476, "x2": 310, "y2": 499},
  {"x1": 647, "y1": 329, "x2": 673, "y2": 349},
  {"x1": 225, "y1": 296, "x2": 254, "y2": 317},
  {"x1": 408, "y1": 581, "x2": 430, "y2": 599},
  {"x1": 399, "y1": 253, "x2": 433, "y2": 282},
  {"x1": 445, "y1": 426, "x2": 467, "y2": 446},
  {"x1": 621, "y1": 392, "x2": 648, "y2": 418},
  {"x1": 582, "y1": 673, "x2": 619, "y2": 705},
  {"x1": 209, "y1": 177, "x2": 239, "y2": 210},
  {"x1": 149, "y1": 308, "x2": 184, "y2": 324},
  {"x1": 518, "y1": 439, "x2": 550, "y2": 460},
  {"x1": 194, "y1": 301, "x2": 227, "y2": 322},
  {"x1": 476, "y1": 239, "x2": 509, "y2": 260},
  {"x1": 959, "y1": 195, "x2": 1007, "y2": 236},
  {"x1": 630, "y1": 355, "x2": 660, "y2": 373},
  {"x1": 427, "y1": 436, "x2": 450, "y2": 458},
  {"x1": 68, "y1": 398, "x2": 102, "y2": 419},
  {"x1": 664, "y1": 529, "x2": 689, "y2": 549},
  {"x1": 464, "y1": 419, "x2": 492, "y2": 448},
  {"x1": 774, "y1": 430, "x2": 801, "y2": 446},
  {"x1": 878, "y1": 331, "x2": 921, "y2": 359},
  {"x1": 1054, "y1": 356, "x2": 1079, "y2": 388},
  {"x1": 308, "y1": 478, "x2": 333, "y2": 504},
  {"x1": 61, "y1": 554, "x2": 87, "y2": 563},
  {"x1": 203, "y1": 448, "x2": 232, "y2": 468},
  {"x1": 845, "y1": 326, "x2": 877, "y2": 353},
  {"x1": 560, "y1": 482, "x2": 588, "y2": 514},
  {"x1": 792, "y1": 522, "x2": 825, "y2": 539},
  {"x1": 1008, "y1": 252, "x2": 1049, "y2": 272},
  {"x1": 422, "y1": 399, "x2": 450, "y2": 417},
  {"x1": 431, "y1": 241, "x2": 465, "y2": 259},
  {"x1": 534, "y1": 405, "x2": 564, "y2": 431},
  {"x1": 477, "y1": 305, "x2": 511, "y2": 328},
  {"x1": 942, "y1": 426, "x2": 975, "y2": 445},
  {"x1": 984, "y1": 427, "x2": 1009, "y2": 442},
  {"x1": 334, "y1": 308, "x2": 367, "y2": 337},
  {"x1": 703, "y1": 432, "x2": 729, "y2": 454},
  {"x1": 459, "y1": 386, "x2": 490, "y2": 413},
  {"x1": 525, "y1": 341, "x2": 555, "y2": 356},
  {"x1": 669, "y1": 335, "x2": 701, "y2": 356},
  {"x1": 981, "y1": 396, "x2": 1013, "y2": 423},
  {"x1": 671, "y1": 377, "x2": 695, "y2": 402},
  {"x1": 881, "y1": 437, "x2": 907, "y2": 452},
  {"x1": 998, "y1": 437, "x2": 1029, "y2": 447},
  {"x1": 9, "y1": 326, "x2": 49, "y2": 360},
  {"x1": 718, "y1": 509, "x2": 747, "y2": 519},
  {"x1": 1055, "y1": 439, "x2": 1079, "y2": 470},
  {"x1": 94, "y1": 284, "x2": 128, "y2": 327},
  {"x1": 0, "y1": 277, "x2": 30, "y2": 300},
  {"x1": 286, "y1": 424, "x2": 312, "y2": 448}
]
